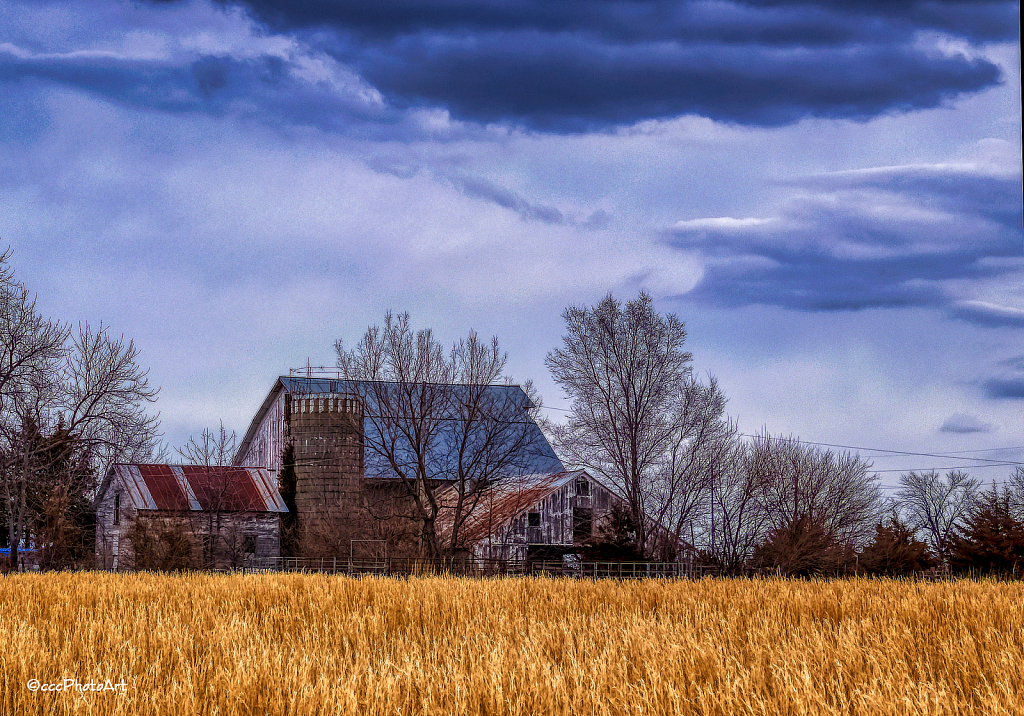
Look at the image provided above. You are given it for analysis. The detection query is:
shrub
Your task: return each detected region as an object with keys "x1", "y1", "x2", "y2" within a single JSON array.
[
  {"x1": 578, "y1": 504, "x2": 646, "y2": 561},
  {"x1": 857, "y1": 517, "x2": 936, "y2": 576},
  {"x1": 751, "y1": 514, "x2": 853, "y2": 577},
  {"x1": 948, "y1": 489, "x2": 1024, "y2": 577},
  {"x1": 126, "y1": 519, "x2": 199, "y2": 572}
]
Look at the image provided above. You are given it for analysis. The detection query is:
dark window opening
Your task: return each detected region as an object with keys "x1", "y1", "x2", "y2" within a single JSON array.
[
  {"x1": 114, "y1": 494, "x2": 120, "y2": 526},
  {"x1": 243, "y1": 534, "x2": 256, "y2": 554},
  {"x1": 573, "y1": 507, "x2": 593, "y2": 543},
  {"x1": 527, "y1": 512, "x2": 541, "y2": 527},
  {"x1": 576, "y1": 479, "x2": 590, "y2": 496}
]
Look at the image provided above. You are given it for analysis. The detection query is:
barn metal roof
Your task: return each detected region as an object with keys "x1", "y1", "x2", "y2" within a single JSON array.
[
  {"x1": 234, "y1": 376, "x2": 564, "y2": 476},
  {"x1": 435, "y1": 470, "x2": 594, "y2": 545},
  {"x1": 110, "y1": 464, "x2": 288, "y2": 513}
]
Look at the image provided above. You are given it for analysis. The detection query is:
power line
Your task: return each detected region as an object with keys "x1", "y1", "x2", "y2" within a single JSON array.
[
  {"x1": 736, "y1": 433, "x2": 1024, "y2": 466},
  {"x1": 543, "y1": 408, "x2": 1024, "y2": 474},
  {"x1": 546, "y1": 409, "x2": 1022, "y2": 462},
  {"x1": 872, "y1": 462, "x2": 1023, "y2": 474},
  {"x1": 932, "y1": 445, "x2": 1024, "y2": 455}
]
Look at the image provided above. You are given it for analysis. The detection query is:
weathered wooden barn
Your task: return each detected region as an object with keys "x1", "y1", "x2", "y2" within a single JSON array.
[
  {"x1": 435, "y1": 470, "x2": 623, "y2": 562},
  {"x1": 95, "y1": 464, "x2": 287, "y2": 570},
  {"x1": 231, "y1": 376, "x2": 564, "y2": 556}
]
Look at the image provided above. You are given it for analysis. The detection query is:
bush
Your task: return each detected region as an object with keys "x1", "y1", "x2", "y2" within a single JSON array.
[
  {"x1": 948, "y1": 489, "x2": 1024, "y2": 578},
  {"x1": 578, "y1": 504, "x2": 646, "y2": 561},
  {"x1": 751, "y1": 514, "x2": 853, "y2": 577},
  {"x1": 126, "y1": 519, "x2": 199, "y2": 572},
  {"x1": 857, "y1": 517, "x2": 935, "y2": 576}
]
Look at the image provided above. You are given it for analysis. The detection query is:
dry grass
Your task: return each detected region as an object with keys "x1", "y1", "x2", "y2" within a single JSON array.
[{"x1": 1, "y1": 573, "x2": 1022, "y2": 715}]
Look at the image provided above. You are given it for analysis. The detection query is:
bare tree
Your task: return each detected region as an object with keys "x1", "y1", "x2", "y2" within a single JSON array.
[
  {"x1": 545, "y1": 292, "x2": 729, "y2": 557},
  {"x1": 647, "y1": 377, "x2": 734, "y2": 559},
  {"x1": 177, "y1": 421, "x2": 237, "y2": 467},
  {"x1": 896, "y1": 469, "x2": 980, "y2": 565},
  {"x1": 747, "y1": 434, "x2": 885, "y2": 550},
  {"x1": 0, "y1": 250, "x2": 67, "y2": 568},
  {"x1": 336, "y1": 311, "x2": 545, "y2": 559},
  {"x1": 0, "y1": 249, "x2": 68, "y2": 414},
  {"x1": 695, "y1": 439, "x2": 769, "y2": 573},
  {"x1": 176, "y1": 421, "x2": 238, "y2": 567},
  {"x1": 1, "y1": 250, "x2": 161, "y2": 570}
]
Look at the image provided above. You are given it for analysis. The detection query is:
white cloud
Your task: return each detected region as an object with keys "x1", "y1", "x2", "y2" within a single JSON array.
[{"x1": 672, "y1": 216, "x2": 777, "y2": 230}]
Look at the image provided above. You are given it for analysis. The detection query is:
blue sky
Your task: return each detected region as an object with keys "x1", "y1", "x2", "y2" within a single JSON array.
[{"x1": 1, "y1": 0, "x2": 1021, "y2": 489}]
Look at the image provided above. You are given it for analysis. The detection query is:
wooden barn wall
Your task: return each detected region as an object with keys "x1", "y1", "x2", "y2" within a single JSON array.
[
  {"x1": 473, "y1": 477, "x2": 620, "y2": 561},
  {"x1": 94, "y1": 474, "x2": 139, "y2": 571},
  {"x1": 237, "y1": 390, "x2": 287, "y2": 476}
]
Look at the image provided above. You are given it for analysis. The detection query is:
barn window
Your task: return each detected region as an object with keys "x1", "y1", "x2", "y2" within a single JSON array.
[
  {"x1": 573, "y1": 507, "x2": 593, "y2": 542},
  {"x1": 528, "y1": 512, "x2": 541, "y2": 527},
  {"x1": 243, "y1": 533, "x2": 256, "y2": 554},
  {"x1": 114, "y1": 494, "x2": 120, "y2": 526},
  {"x1": 576, "y1": 479, "x2": 590, "y2": 496}
]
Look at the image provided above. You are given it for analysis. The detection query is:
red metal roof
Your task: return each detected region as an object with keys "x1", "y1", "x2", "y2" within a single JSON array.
[
  {"x1": 112, "y1": 464, "x2": 288, "y2": 513},
  {"x1": 136, "y1": 464, "x2": 189, "y2": 510},
  {"x1": 179, "y1": 465, "x2": 265, "y2": 511},
  {"x1": 436, "y1": 471, "x2": 585, "y2": 544}
]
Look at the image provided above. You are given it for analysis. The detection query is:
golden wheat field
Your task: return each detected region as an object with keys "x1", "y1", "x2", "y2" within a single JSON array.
[{"x1": 1, "y1": 573, "x2": 1022, "y2": 716}]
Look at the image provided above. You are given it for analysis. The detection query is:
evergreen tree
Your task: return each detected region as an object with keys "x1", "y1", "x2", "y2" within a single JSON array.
[
  {"x1": 858, "y1": 517, "x2": 935, "y2": 576},
  {"x1": 578, "y1": 504, "x2": 646, "y2": 561},
  {"x1": 278, "y1": 443, "x2": 299, "y2": 558},
  {"x1": 948, "y1": 488, "x2": 1024, "y2": 577}
]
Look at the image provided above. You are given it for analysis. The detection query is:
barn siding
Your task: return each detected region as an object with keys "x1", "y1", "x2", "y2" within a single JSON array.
[
  {"x1": 467, "y1": 474, "x2": 620, "y2": 562},
  {"x1": 237, "y1": 389, "x2": 287, "y2": 475}
]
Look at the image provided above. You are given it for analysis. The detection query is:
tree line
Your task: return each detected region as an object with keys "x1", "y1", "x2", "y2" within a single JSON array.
[
  {"x1": 545, "y1": 292, "x2": 1024, "y2": 578},
  {"x1": 3, "y1": 243, "x2": 1021, "y2": 576}
]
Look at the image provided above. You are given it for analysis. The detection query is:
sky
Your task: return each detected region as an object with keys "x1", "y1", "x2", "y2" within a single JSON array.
[{"x1": 1, "y1": 0, "x2": 1021, "y2": 493}]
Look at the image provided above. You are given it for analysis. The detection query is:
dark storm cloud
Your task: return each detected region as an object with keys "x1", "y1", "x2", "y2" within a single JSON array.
[
  {"x1": 351, "y1": 34, "x2": 999, "y2": 130},
  {"x1": 939, "y1": 413, "x2": 994, "y2": 433},
  {"x1": 983, "y1": 377, "x2": 1024, "y2": 399},
  {"x1": 230, "y1": 0, "x2": 1018, "y2": 43},
  {"x1": 736, "y1": 0, "x2": 1016, "y2": 41},
  {"x1": 667, "y1": 166, "x2": 1023, "y2": 312},
  {"x1": 0, "y1": 44, "x2": 392, "y2": 131},
  {"x1": 155, "y1": 0, "x2": 1012, "y2": 130}
]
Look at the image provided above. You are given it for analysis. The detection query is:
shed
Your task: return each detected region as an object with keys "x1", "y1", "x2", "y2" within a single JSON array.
[{"x1": 95, "y1": 464, "x2": 287, "y2": 570}]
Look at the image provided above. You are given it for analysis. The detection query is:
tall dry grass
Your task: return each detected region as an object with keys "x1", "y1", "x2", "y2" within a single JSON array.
[{"x1": 1, "y1": 573, "x2": 1021, "y2": 715}]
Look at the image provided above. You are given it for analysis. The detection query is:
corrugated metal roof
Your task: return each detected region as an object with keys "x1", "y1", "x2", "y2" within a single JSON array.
[
  {"x1": 110, "y1": 464, "x2": 288, "y2": 513},
  {"x1": 436, "y1": 470, "x2": 589, "y2": 545},
  {"x1": 234, "y1": 376, "x2": 564, "y2": 477},
  {"x1": 137, "y1": 464, "x2": 190, "y2": 510}
]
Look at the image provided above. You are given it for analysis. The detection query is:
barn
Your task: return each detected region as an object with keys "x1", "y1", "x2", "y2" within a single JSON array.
[
  {"x1": 435, "y1": 470, "x2": 624, "y2": 563},
  {"x1": 231, "y1": 375, "x2": 564, "y2": 557},
  {"x1": 94, "y1": 464, "x2": 287, "y2": 570}
]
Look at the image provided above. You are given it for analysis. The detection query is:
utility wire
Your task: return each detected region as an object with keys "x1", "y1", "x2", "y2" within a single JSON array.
[
  {"x1": 736, "y1": 433, "x2": 1024, "y2": 466},
  {"x1": 547, "y1": 407, "x2": 1022, "y2": 464}
]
